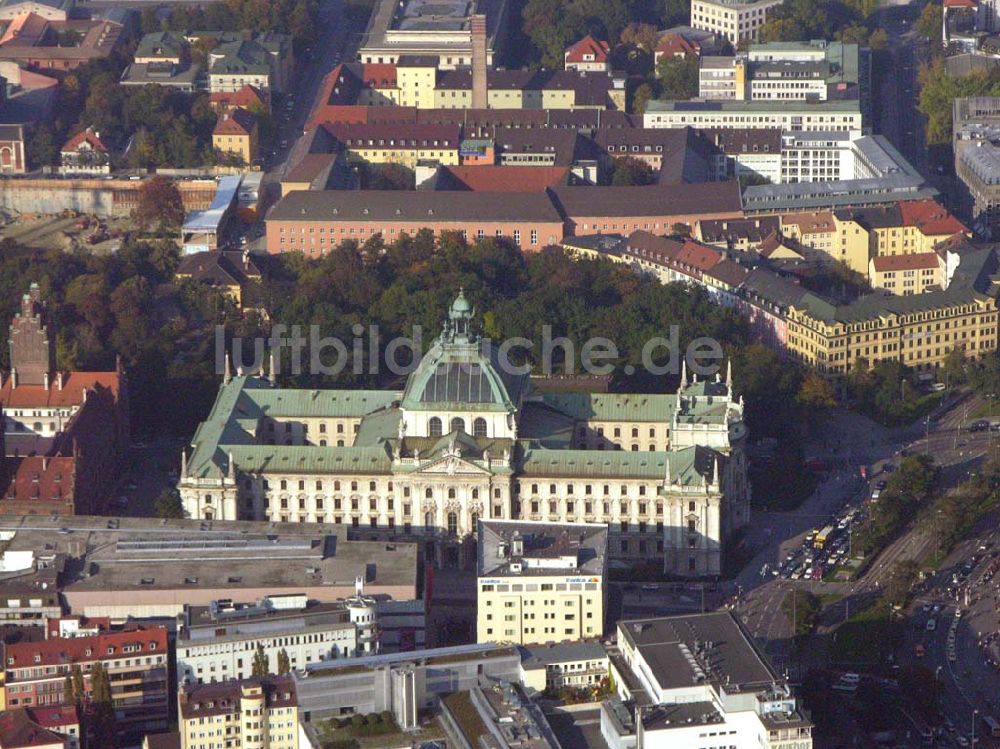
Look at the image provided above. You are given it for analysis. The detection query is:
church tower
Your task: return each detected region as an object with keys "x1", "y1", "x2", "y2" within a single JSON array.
[{"x1": 8, "y1": 283, "x2": 54, "y2": 387}]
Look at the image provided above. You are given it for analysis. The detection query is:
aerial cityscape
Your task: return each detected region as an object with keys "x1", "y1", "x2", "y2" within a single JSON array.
[{"x1": 1, "y1": 0, "x2": 1000, "y2": 744}]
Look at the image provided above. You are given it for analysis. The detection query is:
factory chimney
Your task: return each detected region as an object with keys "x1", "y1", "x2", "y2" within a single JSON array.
[{"x1": 471, "y1": 14, "x2": 487, "y2": 109}]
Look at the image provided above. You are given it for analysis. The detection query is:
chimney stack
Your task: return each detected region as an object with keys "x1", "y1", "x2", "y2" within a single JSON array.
[
  {"x1": 56, "y1": 371, "x2": 63, "y2": 391},
  {"x1": 471, "y1": 14, "x2": 487, "y2": 110}
]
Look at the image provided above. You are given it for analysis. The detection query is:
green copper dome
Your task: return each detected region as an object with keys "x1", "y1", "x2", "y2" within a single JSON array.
[{"x1": 400, "y1": 291, "x2": 528, "y2": 412}]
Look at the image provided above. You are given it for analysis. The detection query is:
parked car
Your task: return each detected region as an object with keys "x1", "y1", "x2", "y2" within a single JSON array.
[{"x1": 926, "y1": 618, "x2": 937, "y2": 631}]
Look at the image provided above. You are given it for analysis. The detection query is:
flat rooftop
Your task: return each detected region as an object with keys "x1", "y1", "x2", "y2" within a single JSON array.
[
  {"x1": 619, "y1": 611, "x2": 778, "y2": 693},
  {"x1": 0, "y1": 516, "x2": 417, "y2": 597},
  {"x1": 478, "y1": 519, "x2": 607, "y2": 578}
]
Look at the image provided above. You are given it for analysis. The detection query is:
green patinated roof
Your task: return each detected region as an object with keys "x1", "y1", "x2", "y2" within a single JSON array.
[
  {"x1": 243, "y1": 387, "x2": 398, "y2": 419},
  {"x1": 518, "y1": 444, "x2": 718, "y2": 483},
  {"x1": 517, "y1": 401, "x2": 575, "y2": 449},
  {"x1": 187, "y1": 376, "x2": 399, "y2": 478},
  {"x1": 229, "y1": 444, "x2": 393, "y2": 476},
  {"x1": 354, "y1": 407, "x2": 402, "y2": 446},
  {"x1": 539, "y1": 392, "x2": 676, "y2": 423}
]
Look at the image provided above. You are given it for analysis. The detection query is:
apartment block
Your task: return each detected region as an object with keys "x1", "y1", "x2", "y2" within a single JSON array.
[
  {"x1": 869, "y1": 252, "x2": 945, "y2": 295},
  {"x1": 179, "y1": 676, "x2": 298, "y2": 749},
  {"x1": 476, "y1": 520, "x2": 607, "y2": 646},
  {"x1": 1, "y1": 625, "x2": 169, "y2": 740}
]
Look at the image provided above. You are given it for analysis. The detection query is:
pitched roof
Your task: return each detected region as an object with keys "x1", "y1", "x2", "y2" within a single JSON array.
[
  {"x1": 564, "y1": 35, "x2": 610, "y2": 64},
  {"x1": 323, "y1": 121, "x2": 460, "y2": 146},
  {"x1": 704, "y1": 258, "x2": 749, "y2": 287},
  {"x1": 210, "y1": 83, "x2": 266, "y2": 109},
  {"x1": 437, "y1": 165, "x2": 569, "y2": 192},
  {"x1": 781, "y1": 211, "x2": 836, "y2": 234},
  {"x1": 0, "y1": 371, "x2": 120, "y2": 408},
  {"x1": 870, "y1": 252, "x2": 941, "y2": 272},
  {"x1": 213, "y1": 107, "x2": 256, "y2": 136},
  {"x1": 549, "y1": 182, "x2": 742, "y2": 219},
  {"x1": 361, "y1": 62, "x2": 396, "y2": 87},
  {"x1": 675, "y1": 239, "x2": 723, "y2": 272},
  {"x1": 25, "y1": 706, "x2": 78, "y2": 731},
  {"x1": 61, "y1": 126, "x2": 107, "y2": 153},
  {"x1": 4, "y1": 626, "x2": 167, "y2": 670},
  {"x1": 267, "y1": 189, "x2": 564, "y2": 224},
  {"x1": 656, "y1": 32, "x2": 700, "y2": 57},
  {"x1": 179, "y1": 676, "x2": 297, "y2": 720},
  {"x1": 2, "y1": 456, "x2": 75, "y2": 506},
  {"x1": 175, "y1": 250, "x2": 261, "y2": 287},
  {"x1": 0, "y1": 708, "x2": 67, "y2": 749},
  {"x1": 897, "y1": 198, "x2": 968, "y2": 236}
]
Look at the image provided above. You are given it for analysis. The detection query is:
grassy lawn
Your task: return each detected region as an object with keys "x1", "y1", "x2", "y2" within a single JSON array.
[
  {"x1": 316, "y1": 712, "x2": 447, "y2": 749},
  {"x1": 828, "y1": 599, "x2": 903, "y2": 668}
]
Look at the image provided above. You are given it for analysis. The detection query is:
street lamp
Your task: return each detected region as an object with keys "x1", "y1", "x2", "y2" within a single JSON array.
[{"x1": 973, "y1": 709, "x2": 979, "y2": 748}]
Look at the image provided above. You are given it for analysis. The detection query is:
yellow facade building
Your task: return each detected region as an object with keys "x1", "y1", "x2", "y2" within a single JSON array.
[
  {"x1": 477, "y1": 520, "x2": 607, "y2": 646},
  {"x1": 325, "y1": 122, "x2": 460, "y2": 169},
  {"x1": 179, "y1": 677, "x2": 299, "y2": 749},
  {"x1": 780, "y1": 211, "x2": 870, "y2": 275},
  {"x1": 785, "y1": 288, "x2": 998, "y2": 374},
  {"x1": 212, "y1": 107, "x2": 258, "y2": 167}
]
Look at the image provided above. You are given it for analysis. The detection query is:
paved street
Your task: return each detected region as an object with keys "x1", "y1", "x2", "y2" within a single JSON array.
[{"x1": 728, "y1": 392, "x2": 1000, "y2": 686}]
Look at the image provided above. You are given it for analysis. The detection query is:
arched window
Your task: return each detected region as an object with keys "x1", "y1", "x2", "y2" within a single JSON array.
[
  {"x1": 448, "y1": 488, "x2": 456, "y2": 499},
  {"x1": 450, "y1": 417, "x2": 465, "y2": 433},
  {"x1": 447, "y1": 512, "x2": 458, "y2": 536},
  {"x1": 425, "y1": 487, "x2": 433, "y2": 499},
  {"x1": 429, "y1": 417, "x2": 442, "y2": 436},
  {"x1": 471, "y1": 512, "x2": 479, "y2": 530},
  {"x1": 473, "y1": 417, "x2": 487, "y2": 437},
  {"x1": 424, "y1": 511, "x2": 434, "y2": 529}
]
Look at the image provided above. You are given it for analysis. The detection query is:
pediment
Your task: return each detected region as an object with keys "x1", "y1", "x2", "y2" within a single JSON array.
[{"x1": 414, "y1": 455, "x2": 492, "y2": 476}]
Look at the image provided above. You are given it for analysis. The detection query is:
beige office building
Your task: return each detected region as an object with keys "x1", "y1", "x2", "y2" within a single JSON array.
[{"x1": 477, "y1": 520, "x2": 607, "y2": 645}]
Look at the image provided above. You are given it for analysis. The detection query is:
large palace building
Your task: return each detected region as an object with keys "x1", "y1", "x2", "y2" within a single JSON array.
[{"x1": 178, "y1": 293, "x2": 750, "y2": 576}]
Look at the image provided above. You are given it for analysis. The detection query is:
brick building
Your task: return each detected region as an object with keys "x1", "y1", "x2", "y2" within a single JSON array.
[
  {"x1": 1, "y1": 283, "x2": 128, "y2": 514},
  {"x1": 266, "y1": 190, "x2": 565, "y2": 253}
]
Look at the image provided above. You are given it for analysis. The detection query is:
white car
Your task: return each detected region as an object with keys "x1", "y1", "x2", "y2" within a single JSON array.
[{"x1": 926, "y1": 618, "x2": 937, "y2": 631}]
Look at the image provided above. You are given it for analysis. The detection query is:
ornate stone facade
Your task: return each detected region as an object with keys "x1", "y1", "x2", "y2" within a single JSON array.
[{"x1": 179, "y1": 293, "x2": 749, "y2": 575}]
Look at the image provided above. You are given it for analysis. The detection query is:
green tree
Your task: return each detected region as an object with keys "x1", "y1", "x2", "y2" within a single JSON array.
[
  {"x1": 782, "y1": 589, "x2": 821, "y2": 635},
  {"x1": 796, "y1": 372, "x2": 837, "y2": 411},
  {"x1": 916, "y1": 1, "x2": 943, "y2": 41},
  {"x1": 656, "y1": 55, "x2": 698, "y2": 99},
  {"x1": 89, "y1": 662, "x2": 116, "y2": 748},
  {"x1": 72, "y1": 664, "x2": 85, "y2": 705},
  {"x1": 631, "y1": 82, "x2": 654, "y2": 114},
  {"x1": 884, "y1": 559, "x2": 920, "y2": 607},
  {"x1": 277, "y1": 648, "x2": 291, "y2": 675},
  {"x1": 153, "y1": 489, "x2": 185, "y2": 519},
  {"x1": 252, "y1": 644, "x2": 270, "y2": 677},
  {"x1": 619, "y1": 22, "x2": 659, "y2": 52},
  {"x1": 610, "y1": 156, "x2": 655, "y2": 185},
  {"x1": 134, "y1": 176, "x2": 185, "y2": 233}
]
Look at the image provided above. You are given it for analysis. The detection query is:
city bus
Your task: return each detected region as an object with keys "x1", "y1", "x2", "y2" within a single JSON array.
[
  {"x1": 982, "y1": 715, "x2": 1000, "y2": 737},
  {"x1": 814, "y1": 525, "x2": 835, "y2": 550}
]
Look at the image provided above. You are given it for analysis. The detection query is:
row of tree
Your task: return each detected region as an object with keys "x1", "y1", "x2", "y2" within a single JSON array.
[{"x1": 141, "y1": 0, "x2": 320, "y2": 50}]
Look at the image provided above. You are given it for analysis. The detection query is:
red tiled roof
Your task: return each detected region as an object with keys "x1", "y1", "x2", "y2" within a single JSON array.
[
  {"x1": 210, "y1": 83, "x2": 266, "y2": 109},
  {"x1": 5, "y1": 626, "x2": 167, "y2": 671},
  {"x1": 564, "y1": 35, "x2": 610, "y2": 64},
  {"x1": 705, "y1": 258, "x2": 749, "y2": 287},
  {"x1": 361, "y1": 62, "x2": 396, "y2": 88},
  {"x1": 782, "y1": 211, "x2": 835, "y2": 234},
  {"x1": 944, "y1": 0, "x2": 976, "y2": 8},
  {"x1": 0, "y1": 708, "x2": 67, "y2": 749},
  {"x1": 61, "y1": 127, "x2": 107, "y2": 154},
  {"x1": 0, "y1": 371, "x2": 120, "y2": 408},
  {"x1": 897, "y1": 199, "x2": 968, "y2": 237},
  {"x1": 213, "y1": 107, "x2": 256, "y2": 136},
  {"x1": 656, "y1": 32, "x2": 700, "y2": 58},
  {"x1": 0, "y1": 13, "x2": 48, "y2": 47},
  {"x1": 26, "y1": 706, "x2": 78, "y2": 731},
  {"x1": 676, "y1": 239, "x2": 722, "y2": 272},
  {"x1": 624, "y1": 230, "x2": 685, "y2": 266},
  {"x1": 440, "y1": 165, "x2": 569, "y2": 192},
  {"x1": 870, "y1": 252, "x2": 941, "y2": 272},
  {"x1": 3, "y1": 456, "x2": 75, "y2": 505}
]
